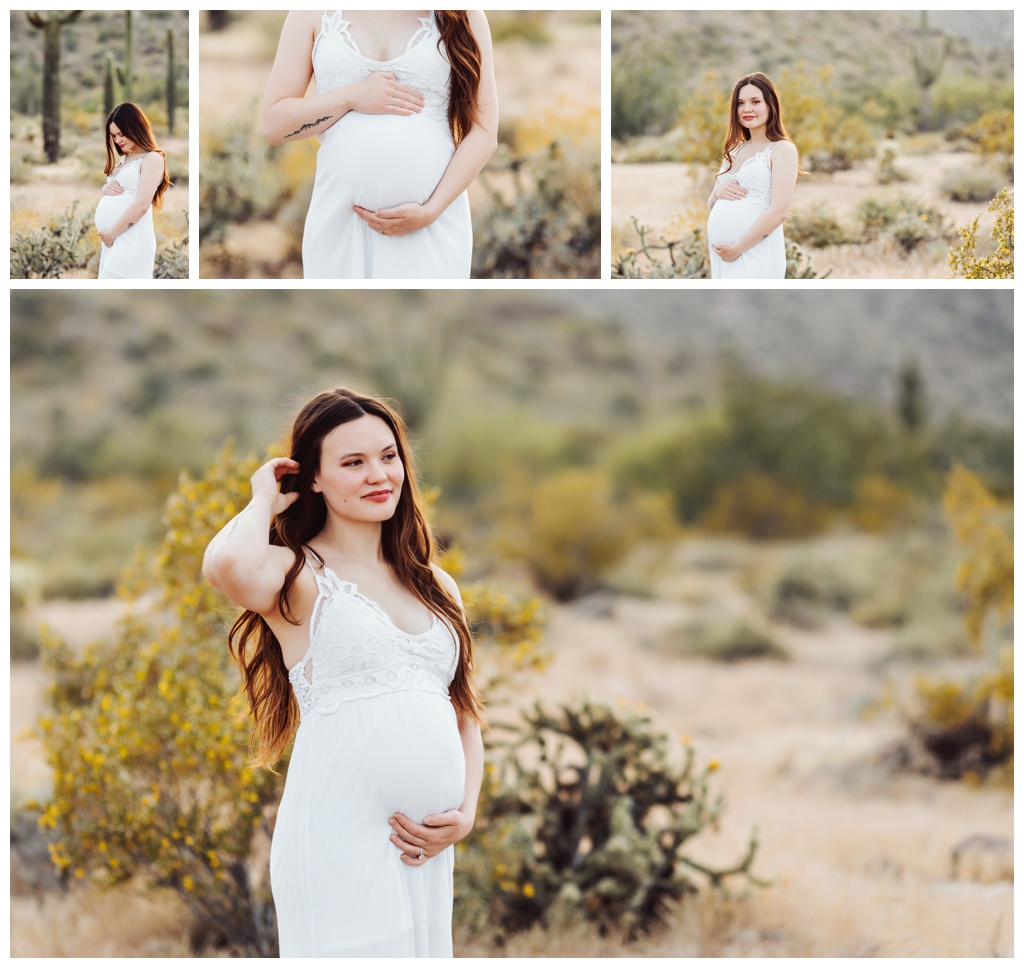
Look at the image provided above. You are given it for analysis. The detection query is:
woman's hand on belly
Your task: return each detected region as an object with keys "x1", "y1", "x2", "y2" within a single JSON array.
[
  {"x1": 713, "y1": 177, "x2": 747, "y2": 202},
  {"x1": 712, "y1": 240, "x2": 742, "y2": 262},
  {"x1": 101, "y1": 181, "x2": 125, "y2": 198},
  {"x1": 98, "y1": 227, "x2": 117, "y2": 247},
  {"x1": 350, "y1": 71, "x2": 424, "y2": 116},
  {"x1": 387, "y1": 809, "x2": 472, "y2": 866},
  {"x1": 353, "y1": 201, "x2": 437, "y2": 237}
]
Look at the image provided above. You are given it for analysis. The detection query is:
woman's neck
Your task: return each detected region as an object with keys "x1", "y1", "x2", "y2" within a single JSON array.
[{"x1": 313, "y1": 515, "x2": 386, "y2": 566}]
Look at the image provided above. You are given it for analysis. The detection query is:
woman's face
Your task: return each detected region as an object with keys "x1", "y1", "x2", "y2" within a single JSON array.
[
  {"x1": 312, "y1": 415, "x2": 405, "y2": 524},
  {"x1": 109, "y1": 122, "x2": 136, "y2": 155},
  {"x1": 736, "y1": 84, "x2": 770, "y2": 132}
]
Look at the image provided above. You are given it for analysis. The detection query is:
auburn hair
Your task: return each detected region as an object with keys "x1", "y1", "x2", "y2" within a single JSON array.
[
  {"x1": 228, "y1": 388, "x2": 482, "y2": 767},
  {"x1": 103, "y1": 102, "x2": 172, "y2": 210},
  {"x1": 435, "y1": 11, "x2": 482, "y2": 145},
  {"x1": 719, "y1": 72, "x2": 794, "y2": 176}
]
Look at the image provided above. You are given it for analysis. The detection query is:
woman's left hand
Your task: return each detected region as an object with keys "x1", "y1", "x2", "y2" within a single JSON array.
[
  {"x1": 98, "y1": 228, "x2": 118, "y2": 247},
  {"x1": 388, "y1": 810, "x2": 472, "y2": 865},
  {"x1": 712, "y1": 241, "x2": 742, "y2": 263},
  {"x1": 353, "y1": 202, "x2": 435, "y2": 237}
]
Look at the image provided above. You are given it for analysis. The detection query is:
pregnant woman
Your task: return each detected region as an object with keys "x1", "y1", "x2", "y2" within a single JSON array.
[
  {"x1": 706, "y1": 72, "x2": 798, "y2": 280},
  {"x1": 203, "y1": 388, "x2": 484, "y2": 957},
  {"x1": 95, "y1": 102, "x2": 170, "y2": 279},
  {"x1": 263, "y1": 11, "x2": 498, "y2": 279}
]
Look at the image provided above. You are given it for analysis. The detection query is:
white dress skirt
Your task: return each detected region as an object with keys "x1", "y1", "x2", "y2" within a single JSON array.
[
  {"x1": 302, "y1": 11, "x2": 472, "y2": 280},
  {"x1": 270, "y1": 559, "x2": 465, "y2": 957},
  {"x1": 94, "y1": 154, "x2": 156, "y2": 279},
  {"x1": 707, "y1": 142, "x2": 785, "y2": 280}
]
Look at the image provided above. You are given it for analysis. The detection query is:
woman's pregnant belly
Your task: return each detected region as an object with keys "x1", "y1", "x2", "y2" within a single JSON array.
[
  {"x1": 707, "y1": 195, "x2": 768, "y2": 246},
  {"x1": 284, "y1": 691, "x2": 466, "y2": 828},
  {"x1": 314, "y1": 111, "x2": 456, "y2": 210},
  {"x1": 94, "y1": 191, "x2": 136, "y2": 232}
]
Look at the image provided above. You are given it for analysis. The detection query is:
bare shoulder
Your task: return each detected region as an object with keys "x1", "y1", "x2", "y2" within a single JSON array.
[
  {"x1": 141, "y1": 151, "x2": 164, "y2": 169},
  {"x1": 280, "y1": 10, "x2": 320, "y2": 43},
  {"x1": 430, "y1": 562, "x2": 463, "y2": 605},
  {"x1": 773, "y1": 139, "x2": 799, "y2": 160},
  {"x1": 467, "y1": 10, "x2": 491, "y2": 39}
]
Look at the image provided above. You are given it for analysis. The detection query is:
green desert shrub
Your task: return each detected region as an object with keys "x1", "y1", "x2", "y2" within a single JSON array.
[
  {"x1": 787, "y1": 206, "x2": 850, "y2": 248},
  {"x1": 472, "y1": 139, "x2": 600, "y2": 279},
  {"x1": 456, "y1": 699, "x2": 763, "y2": 943},
  {"x1": 499, "y1": 467, "x2": 676, "y2": 601},
  {"x1": 663, "y1": 617, "x2": 788, "y2": 663},
  {"x1": 10, "y1": 203, "x2": 92, "y2": 279},
  {"x1": 857, "y1": 195, "x2": 946, "y2": 253},
  {"x1": 940, "y1": 166, "x2": 1003, "y2": 204}
]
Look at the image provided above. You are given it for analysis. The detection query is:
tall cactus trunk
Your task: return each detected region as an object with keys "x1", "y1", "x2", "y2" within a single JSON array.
[
  {"x1": 166, "y1": 28, "x2": 176, "y2": 136},
  {"x1": 103, "y1": 52, "x2": 115, "y2": 117},
  {"x1": 123, "y1": 10, "x2": 134, "y2": 101},
  {"x1": 26, "y1": 11, "x2": 82, "y2": 164},
  {"x1": 41, "y1": 19, "x2": 63, "y2": 163}
]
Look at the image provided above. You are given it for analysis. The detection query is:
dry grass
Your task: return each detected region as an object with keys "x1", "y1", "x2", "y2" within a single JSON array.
[
  {"x1": 10, "y1": 884, "x2": 194, "y2": 958},
  {"x1": 612, "y1": 151, "x2": 1008, "y2": 279},
  {"x1": 12, "y1": 536, "x2": 1013, "y2": 958}
]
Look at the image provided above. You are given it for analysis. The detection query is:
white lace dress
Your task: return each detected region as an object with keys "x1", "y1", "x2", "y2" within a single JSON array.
[
  {"x1": 707, "y1": 142, "x2": 785, "y2": 280},
  {"x1": 269, "y1": 557, "x2": 465, "y2": 957},
  {"x1": 94, "y1": 153, "x2": 156, "y2": 279},
  {"x1": 302, "y1": 11, "x2": 472, "y2": 279}
]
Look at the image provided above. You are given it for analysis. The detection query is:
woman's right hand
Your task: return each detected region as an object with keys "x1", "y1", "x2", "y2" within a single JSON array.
[
  {"x1": 348, "y1": 71, "x2": 424, "y2": 115},
  {"x1": 251, "y1": 457, "x2": 302, "y2": 516},
  {"x1": 714, "y1": 178, "x2": 748, "y2": 201},
  {"x1": 101, "y1": 181, "x2": 125, "y2": 197}
]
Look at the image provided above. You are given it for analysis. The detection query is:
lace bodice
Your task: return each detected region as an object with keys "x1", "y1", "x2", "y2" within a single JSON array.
[
  {"x1": 312, "y1": 11, "x2": 451, "y2": 124},
  {"x1": 717, "y1": 143, "x2": 775, "y2": 206},
  {"x1": 289, "y1": 560, "x2": 459, "y2": 718},
  {"x1": 107, "y1": 153, "x2": 147, "y2": 196}
]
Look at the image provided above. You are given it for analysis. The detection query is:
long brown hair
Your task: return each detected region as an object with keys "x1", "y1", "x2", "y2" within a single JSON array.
[
  {"x1": 228, "y1": 387, "x2": 482, "y2": 766},
  {"x1": 720, "y1": 72, "x2": 792, "y2": 175},
  {"x1": 104, "y1": 102, "x2": 171, "y2": 209},
  {"x1": 435, "y1": 11, "x2": 481, "y2": 145}
]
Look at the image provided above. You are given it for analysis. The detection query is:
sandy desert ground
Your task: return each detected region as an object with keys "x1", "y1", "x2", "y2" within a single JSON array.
[{"x1": 10, "y1": 535, "x2": 1012, "y2": 958}]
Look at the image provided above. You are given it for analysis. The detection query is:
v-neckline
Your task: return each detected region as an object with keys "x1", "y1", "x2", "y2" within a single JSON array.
[
  {"x1": 331, "y1": 12, "x2": 433, "y2": 65},
  {"x1": 312, "y1": 556, "x2": 437, "y2": 639}
]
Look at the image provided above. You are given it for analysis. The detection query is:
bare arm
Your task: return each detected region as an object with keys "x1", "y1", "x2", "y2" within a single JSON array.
[
  {"x1": 99, "y1": 153, "x2": 164, "y2": 243},
  {"x1": 713, "y1": 141, "x2": 798, "y2": 260},
  {"x1": 202, "y1": 457, "x2": 300, "y2": 614},
  {"x1": 262, "y1": 10, "x2": 425, "y2": 145},
  {"x1": 353, "y1": 10, "x2": 499, "y2": 237}
]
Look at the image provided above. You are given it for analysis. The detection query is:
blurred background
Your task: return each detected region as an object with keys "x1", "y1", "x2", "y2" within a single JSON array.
[
  {"x1": 198, "y1": 10, "x2": 600, "y2": 279},
  {"x1": 611, "y1": 11, "x2": 1014, "y2": 279},
  {"x1": 11, "y1": 291, "x2": 1013, "y2": 956},
  {"x1": 9, "y1": 10, "x2": 189, "y2": 279}
]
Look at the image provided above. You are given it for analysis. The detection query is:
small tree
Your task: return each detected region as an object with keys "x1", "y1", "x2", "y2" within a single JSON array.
[{"x1": 25, "y1": 10, "x2": 83, "y2": 163}]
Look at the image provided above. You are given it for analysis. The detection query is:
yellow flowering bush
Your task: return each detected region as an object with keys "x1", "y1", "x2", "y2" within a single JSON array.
[
  {"x1": 36, "y1": 442, "x2": 547, "y2": 954},
  {"x1": 904, "y1": 464, "x2": 1013, "y2": 784},
  {"x1": 948, "y1": 188, "x2": 1013, "y2": 280},
  {"x1": 455, "y1": 699, "x2": 763, "y2": 943}
]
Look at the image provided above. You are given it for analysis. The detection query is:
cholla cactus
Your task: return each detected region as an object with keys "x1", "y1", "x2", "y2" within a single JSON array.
[{"x1": 457, "y1": 699, "x2": 764, "y2": 942}]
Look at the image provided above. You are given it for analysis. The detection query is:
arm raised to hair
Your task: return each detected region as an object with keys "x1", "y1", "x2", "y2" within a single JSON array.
[
  {"x1": 202, "y1": 457, "x2": 300, "y2": 614},
  {"x1": 262, "y1": 10, "x2": 426, "y2": 145}
]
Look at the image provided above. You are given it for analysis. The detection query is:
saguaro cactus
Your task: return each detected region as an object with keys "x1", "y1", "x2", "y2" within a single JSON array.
[
  {"x1": 166, "y1": 28, "x2": 176, "y2": 136},
  {"x1": 908, "y1": 11, "x2": 951, "y2": 132},
  {"x1": 103, "y1": 51, "x2": 115, "y2": 116},
  {"x1": 116, "y1": 10, "x2": 135, "y2": 101},
  {"x1": 25, "y1": 10, "x2": 83, "y2": 163}
]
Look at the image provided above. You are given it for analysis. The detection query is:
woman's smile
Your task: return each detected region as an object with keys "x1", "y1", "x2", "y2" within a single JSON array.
[{"x1": 363, "y1": 489, "x2": 393, "y2": 503}]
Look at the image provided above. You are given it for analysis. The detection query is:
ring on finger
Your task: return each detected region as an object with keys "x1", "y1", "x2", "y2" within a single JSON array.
[{"x1": 418, "y1": 851, "x2": 425, "y2": 860}]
